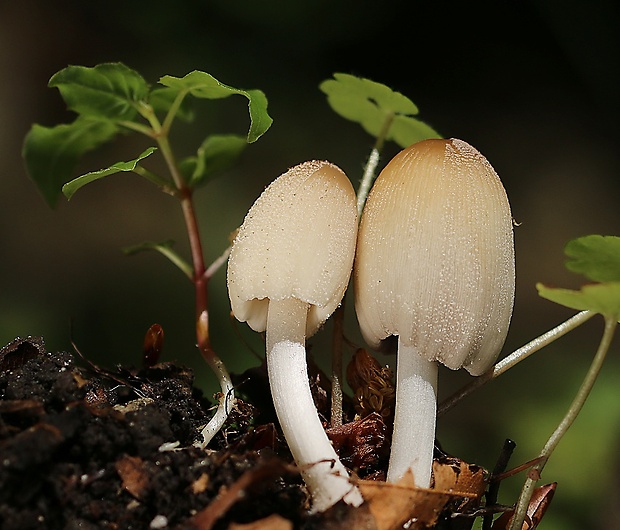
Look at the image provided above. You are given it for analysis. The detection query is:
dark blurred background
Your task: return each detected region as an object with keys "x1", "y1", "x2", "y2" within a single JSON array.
[{"x1": 2, "y1": 1, "x2": 619, "y2": 528}]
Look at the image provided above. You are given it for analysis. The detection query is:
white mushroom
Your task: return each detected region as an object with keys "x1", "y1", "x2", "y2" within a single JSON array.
[
  {"x1": 227, "y1": 160, "x2": 363, "y2": 511},
  {"x1": 354, "y1": 138, "x2": 515, "y2": 487}
]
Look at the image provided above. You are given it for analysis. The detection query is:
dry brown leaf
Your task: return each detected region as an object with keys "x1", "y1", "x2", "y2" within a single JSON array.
[
  {"x1": 115, "y1": 455, "x2": 149, "y2": 500},
  {"x1": 433, "y1": 458, "x2": 486, "y2": 492},
  {"x1": 359, "y1": 459, "x2": 487, "y2": 530},
  {"x1": 327, "y1": 412, "x2": 388, "y2": 471},
  {"x1": 491, "y1": 482, "x2": 557, "y2": 530},
  {"x1": 359, "y1": 471, "x2": 450, "y2": 530},
  {"x1": 346, "y1": 349, "x2": 395, "y2": 420},
  {"x1": 227, "y1": 514, "x2": 293, "y2": 530}
]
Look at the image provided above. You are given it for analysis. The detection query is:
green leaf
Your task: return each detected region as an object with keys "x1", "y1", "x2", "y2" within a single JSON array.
[
  {"x1": 49, "y1": 63, "x2": 149, "y2": 121},
  {"x1": 179, "y1": 134, "x2": 247, "y2": 187},
  {"x1": 537, "y1": 282, "x2": 620, "y2": 322},
  {"x1": 62, "y1": 147, "x2": 157, "y2": 200},
  {"x1": 390, "y1": 115, "x2": 445, "y2": 147},
  {"x1": 159, "y1": 71, "x2": 245, "y2": 99},
  {"x1": 149, "y1": 87, "x2": 195, "y2": 122},
  {"x1": 23, "y1": 117, "x2": 119, "y2": 207},
  {"x1": 564, "y1": 235, "x2": 620, "y2": 282},
  {"x1": 158, "y1": 71, "x2": 273, "y2": 142},
  {"x1": 243, "y1": 89, "x2": 272, "y2": 143},
  {"x1": 320, "y1": 73, "x2": 442, "y2": 148},
  {"x1": 123, "y1": 240, "x2": 192, "y2": 280}
]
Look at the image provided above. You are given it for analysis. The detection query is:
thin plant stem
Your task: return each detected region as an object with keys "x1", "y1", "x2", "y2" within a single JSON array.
[
  {"x1": 165, "y1": 155, "x2": 236, "y2": 446},
  {"x1": 196, "y1": 307, "x2": 236, "y2": 448},
  {"x1": 330, "y1": 305, "x2": 345, "y2": 427},
  {"x1": 118, "y1": 119, "x2": 156, "y2": 137},
  {"x1": 136, "y1": 103, "x2": 236, "y2": 446},
  {"x1": 151, "y1": 243, "x2": 193, "y2": 281},
  {"x1": 162, "y1": 90, "x2": 189, "y2": 134},
  {"x1": 356, "y1": 148, "x2": 381, "y2": 217},
  {"x1": 508, "y1": 315, "x2": 617, "y2": 530},
  {"x1": 355, "y1": 113, "x2": 393, "y2": 216},
  {"x1": 133, "y1": 165, "x2": 177, "y2": 196},
  {"x1": 204, "y1": 245, "x2": 232, "y2": 282},
  {"x1": 438, "y1": 311, "x2": 594, "y2": 417},
  {"x1": 330, "y1": 115, "x2": 392, "y2": 426}
]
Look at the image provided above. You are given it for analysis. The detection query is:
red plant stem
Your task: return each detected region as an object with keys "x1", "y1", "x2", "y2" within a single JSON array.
[
  {"x1": 145, "y1": 108, "x2": 215, "y2": 357},
  {"x1": 178, "y1": 187, "x2": 211, "y2": 347},
  {"x1": 154, "y1": 132, "x2": 210, "y2": 349},
  {"x1": 145, "y1": 111, "x2": 235, "y2": 446},
  {"x1": 153, "y1": 129, "x2": 235, "y2": 446}
]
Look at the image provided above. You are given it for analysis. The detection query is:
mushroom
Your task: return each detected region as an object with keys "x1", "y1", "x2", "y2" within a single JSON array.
[
  {"x1": 227, "y1": 160, "x2": 363, "y2": 511},
  {"x1": 354, "y1": 138, "x2": 515, "y2": 487}
]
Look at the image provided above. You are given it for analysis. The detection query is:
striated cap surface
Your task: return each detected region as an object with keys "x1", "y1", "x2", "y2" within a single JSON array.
[{"x1": 354, "y1": 138, "x2": 515, "y2": 375}]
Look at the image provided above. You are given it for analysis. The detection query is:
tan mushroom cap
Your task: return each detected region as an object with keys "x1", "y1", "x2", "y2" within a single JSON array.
[
  {"x1": 228, "y1": 160, "x2": 358, "y2": 337},
  {"x1": 354, "y1": 138, "x2": 515, "y2": 375}
]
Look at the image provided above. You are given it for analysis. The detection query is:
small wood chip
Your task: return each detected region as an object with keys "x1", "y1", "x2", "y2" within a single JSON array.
[
  {"x1": 115, "y1": 455, "x2": 149, "y2": 500},
  {"x1": 227, "y1": 513, "x2": 293, "y2": 530},
  {"x1": 191, "y1": 472, "x2": 210, "y2": 495}
]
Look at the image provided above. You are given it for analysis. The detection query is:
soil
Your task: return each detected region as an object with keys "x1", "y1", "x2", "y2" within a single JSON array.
[{"x1": 0, "y1": 336, "x2": 506, "y2": 530}]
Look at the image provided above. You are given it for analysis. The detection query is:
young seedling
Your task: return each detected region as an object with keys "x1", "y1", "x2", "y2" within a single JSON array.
[
  {"x1": 354, "y1": 138, "x2": 515, "y2": 487},
  {"x1": 227, "y1": 160, "x2": 363, "y2": 512},
  {"x1": 22, "y1": 63, "x2": 273, "y2": 447}
]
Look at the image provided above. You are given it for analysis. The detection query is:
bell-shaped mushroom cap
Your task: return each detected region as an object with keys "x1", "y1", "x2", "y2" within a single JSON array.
[
  {"x1": 228, "y1": 160, "x2": 358, "y2": 337},
  {"x1": 354, "y1": 139, "x2": 515, "y2": 375}
]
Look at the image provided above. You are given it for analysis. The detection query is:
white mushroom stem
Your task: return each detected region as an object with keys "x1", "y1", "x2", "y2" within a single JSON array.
[
  {"x1": 386, "y1": 337, "x2": 438, "y2": 487},
  {"x1": 266, "y1": 297, "x2": 363, "y2": 512}
]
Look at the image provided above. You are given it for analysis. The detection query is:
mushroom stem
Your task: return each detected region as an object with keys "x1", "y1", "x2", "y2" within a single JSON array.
[
  {"x1": 386, "y1": 337, "x2": 438, "y2": 487},
  {"x1": 266, "y1": 297, "x2": 363, "y2": 512}
]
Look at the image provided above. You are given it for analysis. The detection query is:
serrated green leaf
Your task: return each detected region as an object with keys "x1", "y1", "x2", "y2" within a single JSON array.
[
  {"x1": 23, "y1": 117, "x2": 119, "y2": 208},
  {"x1": 49, "y1": 63, "x2": 149, "y2": 121},
  {"x1": 179, "y1": 134, "x2": 247, "y2": 188},
  {"x1": 123, "y1": 240, "x2": 192, "y2": 280},
  {"x1": 537, "y1": 282, "x2": 620, "y2": 321},
  {"x1": 158, "y1": 71, "x2": 272, "y2": 142},
  {"x1": 149, "y1": 87, "x2": 195, "y2": 122},
  {"x1": 62, "y1": 147, "x2": 157, "y2": 200},
  {"x1": 564, "y1": 235, "x2": 620, "y2": 282},
  {"x1": 320, "y1": 73, "x2": 441, "y2": 148}
]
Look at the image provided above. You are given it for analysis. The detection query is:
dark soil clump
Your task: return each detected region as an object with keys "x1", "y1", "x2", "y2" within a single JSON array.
[{"x1": 0, "y1": 337, "x2": 327, "y2": 529}]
